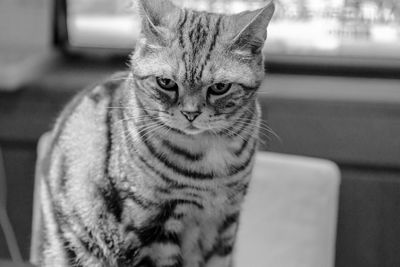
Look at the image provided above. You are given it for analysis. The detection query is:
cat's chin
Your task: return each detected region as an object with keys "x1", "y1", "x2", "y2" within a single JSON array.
[{"x1": 183, "y1": 125, "x2": 206, "y2": 135}]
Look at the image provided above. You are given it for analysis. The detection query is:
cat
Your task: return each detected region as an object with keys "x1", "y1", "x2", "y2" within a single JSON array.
[{"x1": 37, "y1": 0, "x2": 275, "y2": 266}]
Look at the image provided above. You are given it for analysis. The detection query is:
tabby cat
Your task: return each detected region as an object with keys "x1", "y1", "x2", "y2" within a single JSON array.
[{"x1": 38, "y1": 0, "x2": 275, "y2": 266}]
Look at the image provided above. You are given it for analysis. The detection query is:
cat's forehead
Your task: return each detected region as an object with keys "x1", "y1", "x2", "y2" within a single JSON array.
[
  {"x1": 177, "y1": 9, "x2": 223, "y2": 40},
  {"x1": 171, "y1": 10, "x2": 259, "y2": 85},
  {"x1": 175, "y1": 10, "x2": 226, "y2": 66}
]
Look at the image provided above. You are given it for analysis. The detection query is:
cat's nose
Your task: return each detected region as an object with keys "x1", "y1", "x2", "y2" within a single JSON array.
[{"x1": 181, "y1": 111, "x2": 201, "y2": 122}]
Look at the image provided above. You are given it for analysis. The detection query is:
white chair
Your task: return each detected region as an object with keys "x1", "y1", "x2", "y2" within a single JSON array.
[
  {"x1": 30, "y1": 133, "x2": 51, "y2": 265},
  {"x1": 236, "y1": 153, "x2": 340, "y2": 267},
  {"x1": 31, "y1": 134, "x2": 341, "y2": 267}
]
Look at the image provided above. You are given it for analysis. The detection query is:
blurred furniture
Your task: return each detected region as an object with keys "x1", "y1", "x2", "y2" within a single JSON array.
[
  {"x1": 29, "y1": 133, "x2": 50, "y2": 265},
  {"x1": 0, "y1": 47, "x2": 50, "y2": 91},
  {"x1": 0, "y1": 147, "x2": 24, "y2": 264},
  {"x1": 236, "y1": 153, "x2": 340, "y2": 267},
  {"x1": 0, "y1": 0, "x2": 51, "y2": 91},
  {"x1": 30, "y1": 133, "x2": 340, "y2": 266}
]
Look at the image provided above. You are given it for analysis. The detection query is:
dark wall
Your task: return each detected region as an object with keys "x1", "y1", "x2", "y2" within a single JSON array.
[
  {"x1": 258, "y1": 75, "x2": 400, "y2": 267},
  {"x1": 336, "y1": 167, "x2": 400, "y2": 267},
  {"x1": 0, "y1": 57, "x2": 399, "y2": 266}
]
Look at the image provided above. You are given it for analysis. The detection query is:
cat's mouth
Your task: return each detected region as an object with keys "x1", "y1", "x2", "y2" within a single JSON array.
[{"x1": 184, "y1": 124, "x2": 205, "y2": 135}]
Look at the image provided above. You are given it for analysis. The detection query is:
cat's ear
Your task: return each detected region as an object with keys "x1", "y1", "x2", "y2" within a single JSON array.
[
  {"x1": 136, "y1": 0, "x2": 181, "y2": 45},
  {"x1": 229, "y1": 1, "x2": 275, "y2": 55}
]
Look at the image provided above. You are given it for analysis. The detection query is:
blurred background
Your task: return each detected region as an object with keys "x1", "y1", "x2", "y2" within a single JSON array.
[
  {"x1": 0, "y1": 0, "x2": 399, "y2": 266},
  {"x1": 66, "y1": 0, "x2": 400, "y2": 58}
]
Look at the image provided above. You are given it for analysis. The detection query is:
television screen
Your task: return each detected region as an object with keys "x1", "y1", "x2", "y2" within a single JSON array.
[{"x1": 67, "y1": 0, "x2": 400, "y2": 61}]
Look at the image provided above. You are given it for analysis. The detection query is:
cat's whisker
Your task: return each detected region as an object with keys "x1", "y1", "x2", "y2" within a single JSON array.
[
  {"x1": 106, "y1": 107, "x2": 133, "y2": 109},
  {"x1": 108, "y1": 106, "x2": 171, "y2": 115},
  {"x1": 131, "y1": 105, "x2": 172, "y2": 115},
  {"x1": 256, "y1": 123, "x2": 282, "y2": 142},
  {"x1": 137, "y1": 122, "x2": 163, "y2": 131},
  {"x1": 220, "y1": 127, "x2": 248, "y2": 143},
  {"x1": 228, "y1": 124, "x2": 270, "y2": 144},
  {"x1": 118, "y1": 118, "x2": 163, "y2": 135},
  {"x1": 125, "y1": 123, "x2": 164, "y2": 144},
  {"x1": 234, "y1": 128, "x2": 267, "y2": 145},
  {"x1": 157, "y1": 113, "x2": 174, "y2": 120},
  {"x1": 114, "y1": 116, "x2": 157, "y2": 125},
  {"x1": 256, "y1": 90, "x2": 272, "y2": 95},
  {"x1": 139, "y1": 124, "x2": 166, "y2": 142},
  {"x1": 119, "y1": 125, "x2": 155, "y2": 141},
  {"x1": 146, "y1": 126, "x2": 167, "y2": 142},
  {"x1": 233, "y1": 116, "x2": 274, "y2": 127},
  {"x1": 241, "y1": 105, "x2": 258, "y2": 116},
  {"x1": 226, "y1": 115, "x2": 281, "y2": 144},
  {"x1": 161, "y1": 122, "x2": 173, "y2": 139},
  {"x1": 138, "y1": 121, "x2": 164, "y2": 130},
  {"x1": 138, "y1": 109, "x2": 171, "y2": 115},
  {"x1": 233, "y1": 119, "x2": 280, "y2": 142},
  {"x1": 135, "y1": 122, "x2": 164, "y2": 135}
]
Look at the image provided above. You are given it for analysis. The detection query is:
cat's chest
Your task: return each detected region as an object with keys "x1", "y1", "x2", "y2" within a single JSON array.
[
  {"x1": 181, "y1": 138, "x2": 239, "y2": 176},
  {"x1": 203, "y1": 144, "x2": 235, "y2": 173}
]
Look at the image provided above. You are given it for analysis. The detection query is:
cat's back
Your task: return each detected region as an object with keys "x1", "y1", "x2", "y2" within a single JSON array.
[
  {"x1": 49, "y1": 71, "x2": 127, "y2": 157},
  {"x1": 43, "y1": 71, "x2": 127, "y2": 210},
  {"x1": 38, "y1": 72, "x2": 129, "y2": 266}
]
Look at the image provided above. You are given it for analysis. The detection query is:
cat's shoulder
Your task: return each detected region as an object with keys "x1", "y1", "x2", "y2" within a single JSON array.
[
  {"x1": 51, "y1": 71, "x2": 128, "y2": 148},
  {"x1": 65, "y1": 71, "x2": 128, "y2": 116}
]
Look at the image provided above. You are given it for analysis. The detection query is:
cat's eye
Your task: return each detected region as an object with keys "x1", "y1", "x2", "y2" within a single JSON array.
[
  {"x1": 156, "y1": 77, "x2": 178, "y2": 91},
  {"x1": 208, "y1": 83, "x2": 232, "y2": 95}
]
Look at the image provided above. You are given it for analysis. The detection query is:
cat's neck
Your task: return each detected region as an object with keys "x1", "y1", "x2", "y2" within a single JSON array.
[{"x1": 117, "y1": 109, "x2": 244, "y2": 176}]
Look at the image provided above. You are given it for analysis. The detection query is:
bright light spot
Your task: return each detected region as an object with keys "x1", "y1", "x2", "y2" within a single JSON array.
[
  {"x1": 361, "y1": 2, "x2": 379, "y2": 21},
  {"x1": 371, "y1": 24, "x2": 399, "y2": 43},
  {"x1": 69, "y1": 15, "x2": 139, "y2": 48},
  {"x1": 268, "y1": 18, "x2": 340, "y2": 51},
  {"x1": 230, "y1": 1, "x2": 250, "y2": 13}
]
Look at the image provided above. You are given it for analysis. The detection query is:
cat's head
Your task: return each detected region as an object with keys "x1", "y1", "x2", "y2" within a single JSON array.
[{"x1": 130, "y1": 0, "x2": 274, "y2": 135}]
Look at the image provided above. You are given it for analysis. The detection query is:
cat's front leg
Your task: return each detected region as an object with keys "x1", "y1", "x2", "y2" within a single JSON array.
[
  {"x1": 204, "y1": 241, "x2": 235, "y2": 267},
  {"x1": 204, "y1": 215, "x2": 239, "y2": 267},
  {"x1": 205, "y1": 255, "x2": 233, "y2": 267}
]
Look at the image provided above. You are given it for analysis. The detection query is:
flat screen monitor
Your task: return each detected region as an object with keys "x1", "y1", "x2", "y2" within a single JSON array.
[{"x1": 60, "y1": 0, "x2": 400, "y2": 70}]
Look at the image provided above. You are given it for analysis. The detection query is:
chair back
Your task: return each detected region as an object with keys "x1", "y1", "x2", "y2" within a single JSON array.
[{"x1": 236, "y1": 152, "x2": 340, "y2": 267}]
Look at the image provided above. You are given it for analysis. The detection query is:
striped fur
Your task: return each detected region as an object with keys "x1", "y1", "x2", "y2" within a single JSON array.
[{"x1": 39, "y1": 1, "x2": 274, "y2": 266}]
